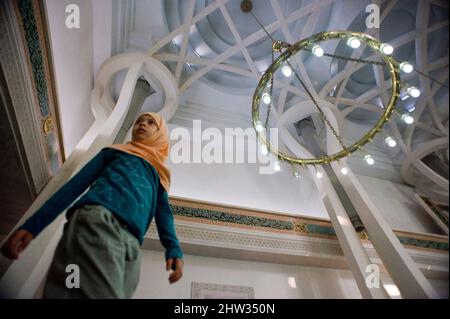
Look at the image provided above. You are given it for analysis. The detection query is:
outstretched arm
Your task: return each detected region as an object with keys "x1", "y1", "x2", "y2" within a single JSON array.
[
  {"x1": 1, "y1": 148, "x2": 112, "y2": 259},
  {"x1": 154, "y1": 185, "x2": 183, "y2": 284}
]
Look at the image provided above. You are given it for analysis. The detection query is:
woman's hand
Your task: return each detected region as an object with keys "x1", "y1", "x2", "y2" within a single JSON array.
[
  {"x1": 166, "y1": 258, "x2": 183, "y2": 284},
  {"x1": 1, "y1": 229, "x2": 34, "y2": 260}
]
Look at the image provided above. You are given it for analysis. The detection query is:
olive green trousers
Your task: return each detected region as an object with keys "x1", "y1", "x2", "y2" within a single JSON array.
[{"x1": 43, "y1": 204, "x2": 141, "y2": 298}]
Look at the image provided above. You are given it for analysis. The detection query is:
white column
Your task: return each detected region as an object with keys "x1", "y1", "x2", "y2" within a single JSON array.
[
  {"x1": 276, "y1": 102, "x2": 390, "y2": 298},
  {"x1": 332, "y1": 161, "x2": 439, "y2": 299},
  {"x1": 319, "y1": 171, "x2": 390, "y2": 298}
]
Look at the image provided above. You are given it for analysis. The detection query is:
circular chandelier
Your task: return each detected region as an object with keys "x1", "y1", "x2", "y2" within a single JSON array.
[{"x1": 252, "y1": 30, "x2": 402, "y2": 166}]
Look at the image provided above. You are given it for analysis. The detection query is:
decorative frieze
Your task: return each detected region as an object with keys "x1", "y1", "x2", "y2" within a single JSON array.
[{"x1": 162, "y1": 197, "x2": 449, "y2": 253}]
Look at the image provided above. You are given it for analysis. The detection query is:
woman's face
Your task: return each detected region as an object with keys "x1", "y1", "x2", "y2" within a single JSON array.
[{"x1": 132, "y1": 115, "x2": 158, "y2": 141}]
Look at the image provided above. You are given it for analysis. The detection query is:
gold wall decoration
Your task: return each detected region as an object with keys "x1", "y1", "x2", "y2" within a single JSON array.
[{"x1": 42, "y1": 116, "x2": 53, "y2": 135}]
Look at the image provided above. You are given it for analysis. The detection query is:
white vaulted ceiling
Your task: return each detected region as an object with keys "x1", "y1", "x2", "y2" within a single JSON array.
[{"x1": 110, "y1": 0, "x2": 449, "y2": 197}]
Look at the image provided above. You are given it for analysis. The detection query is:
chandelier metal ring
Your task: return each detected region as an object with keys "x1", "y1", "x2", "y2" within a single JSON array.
[{"x1": 252, "y1": 31, "x2": 401, "y2": 166}]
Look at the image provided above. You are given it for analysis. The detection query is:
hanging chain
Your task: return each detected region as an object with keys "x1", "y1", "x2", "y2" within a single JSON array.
[
  {"x1": 250, "y1": 8, "x2": 349, "y2": 151},
  {"x1": 286, "y1": 59, "x2": 347, "y2": 151},
  {"x1": 249, "y1": 13, "x2": 384, "y2": 152},
  {"x1": 263, "y1": 49, "x2": 274, "y2": 131},
  {"x1": 323, "y1": 52, "x2": 448, "y2": 89},
  {"x1": 414, "y1": 69, "x2": 449, "y2": 89},
  {"x1": 269, "y1": 43, "x2": 389, "y2": 151},
  {"x1": 322, "y1": 52, "x2": 386, "y2": 65}
]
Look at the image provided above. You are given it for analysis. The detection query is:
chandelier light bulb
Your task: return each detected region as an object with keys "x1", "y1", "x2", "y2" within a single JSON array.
[
  {"x1": 262, "y1": 92, "x2": 272, "y2": 105},
  {"x1": 316, "y1": 171, "x2": 323, "y2": 179},
  {"x1": 380, "y1": 43, "x2": 394, "y2": 55},
  {"x1": 407, "y1": 86, "x2": 421, "y2": 98},
  {"x1": 340, "y1": 167, "x2": 348, "y2": 175},
  {"x1": 260, "y1": 144, "x2": 268, "y2": 155},
  {"x1": 400, "y1": 62, "x2": 413, "y2": 73},
  {"x1": 274, "y1": 161, "x2": 281, "y2": 172},
  {"x1": 364, "y1": 154, "x2": 375, "y2": 165},
  {"x1": 312, "y1": 45, "x2": 324, "y2": 57},
  {"x1": 281, "y1": 64, "x2": 293, "y2": 77},
  {"x1": 385, "y1": 136, "x2": 397, "y2": 148},
  {"x1": 401, "y1": 114, "x2": 414, "y2": 124},
  {"x1": 347, "y1": 37, "x2": 361, "y2": 49},
  {"x1": 255, "y1": 121, "x2": 264, "y2": 132}
]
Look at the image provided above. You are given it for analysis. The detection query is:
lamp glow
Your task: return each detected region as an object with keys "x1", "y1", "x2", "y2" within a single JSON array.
[
  {"x1": 401, "y1": 114, "x2": 414, "y2": 124},
  {"x1": 347, "y1": 37, "x2": 361, "y2": 48},
  {"x1": 407, "y1": 86, "x2": 420, "y2": 98},
  {"x1": 384, "y1": 284, "x2": 401, "y2": 297},
  {"x1": 260, "y1": 144, "x2": 268, "y2": 155},
  {"x1": 274, "y1": 161, "x2": 281, "y2": 172},
  {"x1": 400, "y1": 62, "x2": 413, "y2": 73},
  {"x1": 380, "y1": 43, "x2": 394, "y2": 55},
  {"x1": 262, "y1": 92, "x2": 272, "y2": 105},
  {"x1": 316, "y1": 171, "x2": 323, "y2": 178},
  {"x1": 385, "y1": 137, "x2": 397, "y2": 147},
  {"x1": 341, "y1": 167, "x2": 348, "y2": 175},
  {"x1": 364, "y1": 154, "x2": 375, "y2": 165},
  {"x1": 255, "y1": 121, "x2": 264, "y2": 132},
  {"x1": 288, "y1": 277, "x2": 297, "y2": 289},
  {"x1": 281, "y1": 64, "x2": 293, "y2": 77},
  {"x1": 312, "y1": 45, "x2": 324, "y2": 57}
]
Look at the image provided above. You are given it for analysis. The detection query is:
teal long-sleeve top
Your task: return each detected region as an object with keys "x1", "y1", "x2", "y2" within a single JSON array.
[{"x1": 19, "y1": 147, "x2": 183, "y2": 260}]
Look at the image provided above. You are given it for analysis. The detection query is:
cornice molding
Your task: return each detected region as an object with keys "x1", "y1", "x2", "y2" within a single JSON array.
[{"x1": 144, "y1": 196, "x2": 449, "y2": 278}]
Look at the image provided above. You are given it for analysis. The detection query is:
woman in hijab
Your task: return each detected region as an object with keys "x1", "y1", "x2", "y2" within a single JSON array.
[{"x1": 1, "y1": 112, "x2": 183, "y2": 298}]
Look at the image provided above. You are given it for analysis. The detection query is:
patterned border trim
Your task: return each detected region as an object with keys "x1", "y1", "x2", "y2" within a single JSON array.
[
  {"x1": 16, "y1": 0, "x2": 49, "y2": 117},
  {"x1": 172, "y1": 205, "x2": 294, "y2": 231},
  {"x1": 13, "y1": 0, "x2": 63, "y2": 175},
  {"x1": 397, "y1": 236, "x2": 449, "y2": 251},
  {"x1": 169, "y1": 197, "x2": 449, "y2": 253}
]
